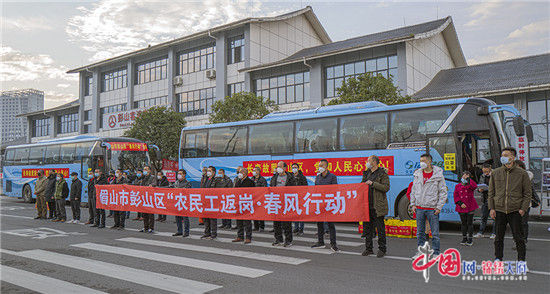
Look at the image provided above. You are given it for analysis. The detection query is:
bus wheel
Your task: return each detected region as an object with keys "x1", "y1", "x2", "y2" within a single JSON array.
[
  {"x1": 22, "y1": 185, "x2": 34, "y2": 203},
  {"x1": 397, "y1": 196, "x2": 413, "y2": 220}
]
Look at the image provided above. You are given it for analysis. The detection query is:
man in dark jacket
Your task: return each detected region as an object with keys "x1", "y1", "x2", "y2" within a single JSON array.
[
  {"x1": 291, "y1": 163, "x2": 308, "y2": 235},
  {"x1": 270, "y1": 161, "x2": 295, "y2": 247},
  {"x1": 475, "y1": 164, "x2": 495, "y2": 238},
  {"x1": 311, "y1": 159, "x2": 339, "y2": 252},
  {"x1": 361, "y1": 155, "x2": 390, "y2": 258},
  {"x1": 489, "y1": 147, "x2": 531, "y2": 262},
  {"x1": 201, "y1": 166, "x2": 220, "y2": 239},
  {"x1": 85, "y1": 171, "x2": 95, "y2": 224},
  {"x1": 140, "y1": 166, "x2": 156, "y2": 233},
  {"x1": 91, "y1": 169, "x2": 108, "y2": 228},
  {"x1": 69, "y1": 172, "x2": 82, "y2": 223},
  {"x1": 218, "y1": 168, "x2": 234, "y2": 229},
  {"x1": 52, "y1": 173, "x2": 69, "y2": 222},
  {"x1": 232, "y1": 168, "x2": 255, "y2": 244},
  {"x1": 252, "y1": 166, "x2": 267, "y2": 231},
  {"x1": 111, "y1": 169, "x2": 128, "y2": 230},
  {"x1": 172, "y1": 169, "x2": 192, "y2": 237},
  {"x1": 155, "y1": 171, "x2": 170, "y2": 222},
  {"x1": 45, "y1": 169, "x2": 57, "y2": 219}
]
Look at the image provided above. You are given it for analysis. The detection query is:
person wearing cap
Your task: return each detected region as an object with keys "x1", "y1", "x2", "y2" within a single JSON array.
[{"x1": 69, "y1": 172, "x2": 82, "y2": 223}]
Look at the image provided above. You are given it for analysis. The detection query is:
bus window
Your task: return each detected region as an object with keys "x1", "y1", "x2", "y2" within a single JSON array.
[
  {"x1": 75, "y1": 141, "x2": 95, "y2": 163},
  {"x1": 296, "y1": 118, "x2": 337, "y2": 152},
  {"x1": 249, "y1": 122, "x2": 293, "y2": 154},
  {"x1": 390, "y1": 106, "x2": 454, "y2": 143},
  {"x1": 60, "y1": 143, "x2": 77, "y2": 163},
  {"x1": 14, "y1": 148, "x2": 30, "y2": 165},
  {"x1": 4, "y1": 149, "x2": 15, "y2": 165},
  {"x1": 45, "y1": 145, "x2": 60, "y2": 164},
  {"x1": 340, "y1": 113, "x2": 387, "y2": 150},
  {"x1": 182, "y1": 132, "x2": 207, "y2": 158},
  {"x1": 208, "y1": 127, "x2": 247, "y2": 156},
  {"x1": 28, "y1": 146, "x2": 46, "y2": 165}
]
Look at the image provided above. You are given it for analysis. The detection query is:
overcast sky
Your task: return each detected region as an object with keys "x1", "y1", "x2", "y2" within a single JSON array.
[{"x1": 1, "y1": 0, "x2": 548, "y2": 108}]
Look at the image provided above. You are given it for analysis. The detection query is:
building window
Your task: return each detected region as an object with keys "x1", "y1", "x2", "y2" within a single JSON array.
[
  {"x1": 228, "y1": 82, "x2": 244, "y2": 97},
  {"x1": 177, "y1": 45, "x2": 215, "y2": 75},
  {"x1": 227, "y1": 35, "x2": 244, "y2": 64},
  {"x1": 527, "y1": 98, "x2": 550, "y2": 187},
  {"x1": 84, "y1": 76, "x2": 93, "y2": 96},
  {"x1": 58, "y1": 113, "x2": 79, "y2": 134},
  {"x1": 83, "y1": 124, "x2": 89, "y2": 134},
  {"x1": 325, "y1": 55, "x2": 398, "y2": 98},
  {"x1": 101, "y1": 68, "x2": 127, "y2": 92},
  {"x1": 136, "y1": 57, "x2": 168, "y2": 84},
  {"x1": 99, "y1": 103, "x2": 127, "y2": 128},
  {"x1": 83, "y1": 110, "x2": 91, "y2": 121},
  {"x1": 134, "y1": 95, "x2": 168, "y2": 109},
  {"x1": 254, "y1": 71, "x2": 310, "y2": 104},
  {"x1": 32, "y1": 118, "x2": 49, "y2": 137},
  {"x1": 177, "y1": 87, "x2": 215, "y2": 117}
]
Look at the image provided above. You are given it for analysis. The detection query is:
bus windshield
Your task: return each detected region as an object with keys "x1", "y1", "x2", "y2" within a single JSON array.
[{"x1": 110, "y1": 149, "x2": 149, "y2": 171}]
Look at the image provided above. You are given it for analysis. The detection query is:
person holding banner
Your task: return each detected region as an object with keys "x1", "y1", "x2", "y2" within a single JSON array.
[
  {"x1": 270, "y1": 161, "x2": 296, "y2": 247},
  {"x1": 218, "y1": 168, "x2": 235, "y2": 230},
  {"x1": 85, "y1": 171, "x2": 96, "y2": 225},
  {"x1": 292, "y1": 163, "x2": 308, "y2": 236},
  {"x1": 201, "y1": 166, "x2": 220, "y2": 239},
  {"x1": 155, "y1": 171, "x2": 170, "y2": 222},
  {"x1": 173, "y1": 169, "x2": 192, "y2": 237},
  {"x1": 252, "y1": 166, "x2": 267, "y2": 232},
  {"x1": 361, "y1": 155, "x2": 390, "y2": 258},
  {"x1": 111, "y1": 169, "x2": 128, "y2": 230},
  {"x1": 140, "y1": 166, "x2": 155, "y2": 233},
  {"x1": 233, "y1": 168, "x2": 255, "y2": 244},
  {"x1": 311, "y1": 159, "x2": 339, "y2": 252},
  {"x1": 91, "y1": 169, "x2": 108, "y2": 228}
]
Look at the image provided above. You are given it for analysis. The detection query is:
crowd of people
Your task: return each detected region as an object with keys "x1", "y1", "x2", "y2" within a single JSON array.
[{"x1": 31, "y1": 147, "x2": 538, "y2": 261}]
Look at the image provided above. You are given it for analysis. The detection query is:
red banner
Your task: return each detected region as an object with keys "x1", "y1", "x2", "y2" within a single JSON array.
[
  {"x1": 22, "y1": 168, "x2": 69, "y2": 178},
  {"x1": 108, "y1": 142, "x2": 148, "y2": 151},
  {"x1": 244, "y1": 156, "x2": 394, "y2": 177},
  {"x1": 96, "y1": 183, "x2": 370, "y2": 222}
]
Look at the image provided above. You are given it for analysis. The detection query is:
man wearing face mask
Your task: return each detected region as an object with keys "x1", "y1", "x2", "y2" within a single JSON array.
[
  {"x1": 311, "y1": 159, "x2": 339, "y2": 252},
  {"x1": 270, "y1": 161, "x2": 296, "y2": 247},
  {"x1": 155, "y1": 171, "x2": 170, "y2": 222},
  {"x1": 172, "y1": 169, "x2": 192, "y2": 237},
  {"x1": 132, "y1": 169, "x2": 144, "y2": 221},
  {"x1": 489, "y1": 147, "x2": 531, "y2": 262},
  {"x1": 33, "y1": 169, "x2": 48, "y2": 219},
  {"x1": 111, "y1": 169, "x2": 128, "y2": 230},
  {"x1": 45, "y1": 169, "x2": 57, "y2": 219},
  {"x1": 251, "y1": 166, "x2": 267, "y2": 232},
  {"x1": 69, "y1": 172, "x2": 82, "y2": 223},
  {"x1": 140, "y1": 166, "x2": 156, "y2": 233},
  {"x1": 52, "y1": 172, "x2": 69, "y2": 223},
  {"x1": 410, "y1": 154, "x2": 447, "y2": 259},
  {"x1": 474, "y1": 164, "x2": 496, "y2": 239},
  {"x1": 218, "y1": 168, "x2": 234, "y2": 229},
  {"x1": 91, "y1": 169, "x2": 108, "y2": 228},
  {"x1": 85, "y1": 171, "x2": 96, "y2": 225},
  {"x1": 201, "y1": 166, "x2": 220, "y2": 239},
  {"x1": 232, "y1": 168, "x2": 255, "y2": 244},
  {"x1": 291, "y1": 163, "x2": 308, "y2": 236}
]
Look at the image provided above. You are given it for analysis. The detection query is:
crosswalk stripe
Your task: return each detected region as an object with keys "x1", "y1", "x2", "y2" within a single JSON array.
[
  {"x1": 189, "y1": 228, "x2": 363, "y2": 246},
  {"x1": 2, "y1": 249, "x2": 221, "y2": 293},
  {"x1": 0, "y1": 265, "x2": 107, "y2": 294},
  {"x1": 118, "y1": 237, "x2": 310, "y2": 265},
  {"x1": 72, "y1": 242, "x2": 271, "y2": 278}
]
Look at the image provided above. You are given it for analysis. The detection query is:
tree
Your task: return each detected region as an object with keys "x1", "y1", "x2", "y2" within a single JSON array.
[
  {"x1": 209, "y1": 92, "x2": 279, "y2": 124},
  {"x1": 328, "y1": 73, "x2": 412, "y2": 105},
  {"x1": 124, "y1": 106, "x2": 186, "y2": 168}
]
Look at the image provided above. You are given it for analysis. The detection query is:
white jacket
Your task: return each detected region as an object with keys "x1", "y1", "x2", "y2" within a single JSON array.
[{"x1": 410, "y1": 165, "x2": 448, "y2": 210}]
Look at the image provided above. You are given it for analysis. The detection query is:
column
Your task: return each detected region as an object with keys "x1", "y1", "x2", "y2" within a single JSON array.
[
  {"x1": 396, "y1": 42, "x2": 408, "y2": 96},
  {"x1": 78, "y1": 72, "x2": 86, "y2": 134},
  {"x1": 309, "y1": 60, "x2": 323, "y2": 107},
  {"x1": 127, "y1": 59, "x2": 134, "y2": 110},
  {"x1": 215, "y1": 34, "x2": 227, "y2": 101},
  {"x1": 167, "y1": 48, "x2": 176, "y2": 110},
  {"x1": 91, "y1": 70, "x2": 100, "y2": 133}
]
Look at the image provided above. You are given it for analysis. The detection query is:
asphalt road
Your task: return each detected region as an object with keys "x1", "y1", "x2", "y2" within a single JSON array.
[{"x1": 1, "y1": 196, "x2": 549, "y2": 294}]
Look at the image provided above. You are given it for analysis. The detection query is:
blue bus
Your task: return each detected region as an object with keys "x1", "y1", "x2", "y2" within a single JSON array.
[
  {"x1": 179, "y1": 98, "x2": 532, "y2": 221},
  {"x1": 2, "y1": 135, "x2": 153, "y2": 203}
]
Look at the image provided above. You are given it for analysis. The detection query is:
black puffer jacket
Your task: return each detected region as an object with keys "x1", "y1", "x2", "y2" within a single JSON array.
[
  {"x1": 293, "y1": 170, "x2": 308, "y2": 186},
  {"x1": 45, "y1": 173, "x2": 57, "y2": 202}
]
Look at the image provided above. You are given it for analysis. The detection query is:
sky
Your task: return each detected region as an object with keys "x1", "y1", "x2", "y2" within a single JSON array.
[{"x1": 1, "y1": 0, "x2": 549, "y2": 108}]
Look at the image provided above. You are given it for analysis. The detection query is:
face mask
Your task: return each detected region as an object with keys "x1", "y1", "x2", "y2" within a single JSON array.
[
  {"x1": 143, "y1": 171, "x2": 148, "y2": 176},
  {"x1": 177, "y1": 174, "x2": 184, "y2": 180},
  {"x1": 318, "y1": 167, "x2": 326, "y2": 173},
  {"x1": 276, "y1": 167, "x2": 284, "y2": 174},
  {"x1": 420, "y1": 162, "x2": 428, "y2": 170},
  {"x1": 157, "y1": 175, "x2": 162, "y2": 180},
  {"x1": 217, "y1": 174, "x2": 223, "y2": 178},
  {"x1": 292, "y1": 168, "x2": 299, "y2": 173},
  {"x1": 57, "y1": 176, "x2": 62, "y2": 181},
  {"x1": 237, "y1": 173, "x2": 244, "y2": 179},
  {"x1": 94, "y1": 172, "x2": 100, "y2": 177},
  {"x1": 115, "y1": 173, "x2": 120, "y2": 178},
  {"x1": 500, "y1": 156, "x2": 510, "y2": 165},
  {"x1": 136, "y1": 173, "x2": 142, "y2": 178},
  {"x1": 73, "y1": 176, "x2": 77, "y2": 181},
  {"x1": 88, "y1": 174, "x2": 93, "y2": 179},
  {"x1": 252, "y1": 171, "x2": 257, "y2": 177},
  {"x1": 461, "y1": 178, "x2": 469, "y2": 184},
  {"x1": 366, "y1": 162, "x2": 372, "y2": 169},
  {"x1": 206, "y1": 171, "x2": 212, "y2": 177}
]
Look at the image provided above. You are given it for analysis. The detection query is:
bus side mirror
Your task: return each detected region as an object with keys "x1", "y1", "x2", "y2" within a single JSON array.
[
  {"x1": 525, "y1": 124, "x2": 533, "y2": 142},
  {"x1": 512, "y1": 116, "x2": 525, "y2": 137}
]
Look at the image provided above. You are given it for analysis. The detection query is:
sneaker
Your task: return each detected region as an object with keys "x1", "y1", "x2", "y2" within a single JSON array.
[
  {"x1": 148, "y1": 229, "x2": 154, "y2": 233},
  {"x1": 110, "y1": 225, "x2": 119, "y2": 229},
  {"x1": 232, "y1": 238, "x2": 243, "y2": 242},
  {"x1": 330, "y1": 245, "x2": 339, "y2": 252},
  {"x1": 85, "y1": 221, "x2": 92, "y2": 225},
  {"x1": 98, "y1": 225, "x2": 105, "y2": 228},
  {"x1": 34, "y1": 216, "x2": 42, "y2": 219},
  {"x1": 91, "y1": 224, "x2": 98, "y2": 227},
  {"x1": 139, "y1": 228, "x2": 145, "y2": 232},
  {"x1": 173, "y1": 232, "x2": 183, "y2": 236},
  {"x1": 244, "y1": 239, "x2": 251, "y2": 244},
  {"x1": 362, "y1": 249, "x2": 374, "y2": 256},
  {"x1": 460, "y1": 237, "x2": 468, "y2": 245},
  {"x1": 489, "y1": 233, "x2": 496, "y2": 239},
  {"x1": 182, "y1": 233, "x2": 189, "y2": 237},
  {"x1": 376, "y1": 251, "x2": 386, "y2": 258},
  {"x1": 272, "y1": 241, "x2": 282, "y2": 246},
  {"x1": 200, "y1": 235, "x2": 211, "y2": 239},
  {"x1": 473, "y1": 232, "x2": 483, "y2": 238},
  {"x1": 59, "y1": 219, "x2": 66, "y2": 223},
  {"x1": 311, "y1": 242, "x2": 325, "y2": 249},
  {"x1": 73, "y1": 220, "x2": 80, "y2": 224},
  {"x1": 210, "y1": 236, "x2": 217, "y2": 240},
  {"x1": 466, "y1": 239, "x2": 473, "y2": 246},
  {"x1": 283, "y1": 242, "x2": 292, "y2": 247}
]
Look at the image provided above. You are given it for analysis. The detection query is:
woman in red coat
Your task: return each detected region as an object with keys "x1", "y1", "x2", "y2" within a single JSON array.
[{"x1": 454, "y1": 171, "x2": 478, "y2": 246}]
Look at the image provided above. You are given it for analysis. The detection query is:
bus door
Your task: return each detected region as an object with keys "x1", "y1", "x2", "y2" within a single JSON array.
[{"x1": 81, "y1": 141, "x2": 106, "y2": 180}]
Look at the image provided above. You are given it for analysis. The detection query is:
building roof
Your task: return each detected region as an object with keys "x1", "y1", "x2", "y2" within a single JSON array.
[
  {"x1": 17, "y1": 99, "x2": 79, "y2": 117},
  {"x1": 1, "y1": 89, "x2": 44, "y2": 98},
  {"x1": 413, "y1": 53, "x2": 550, "y2": 100},
  {"x1": 242, "y1": 16, "x2": 466, "y2": 72},
  {"x1": 67, "y1": 6, "x2": 331, "y2": 74}
]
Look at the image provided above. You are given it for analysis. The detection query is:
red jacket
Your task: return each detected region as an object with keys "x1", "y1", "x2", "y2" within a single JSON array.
[{"x1": 454, "y1": 179, "x2": 479, "y2": 213}]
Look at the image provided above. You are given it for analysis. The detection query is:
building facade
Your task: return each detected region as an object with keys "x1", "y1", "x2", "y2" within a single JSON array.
[{"x1": 0, "y1": 89, "x2": 44, "y2": 145}]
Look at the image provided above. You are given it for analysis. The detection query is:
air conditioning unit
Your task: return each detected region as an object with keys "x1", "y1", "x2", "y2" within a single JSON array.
[
  {"x1": 206, "y1": 69, "x2": 216, "y2": 79},
  {"x1": 173, "y1": 76, "x2": 184, "y2": 86}
]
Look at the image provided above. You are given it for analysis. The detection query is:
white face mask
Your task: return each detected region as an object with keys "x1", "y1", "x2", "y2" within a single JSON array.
[
  {"x1": 252, "y1": 171, "x2": 258, "y2": 177},
  {"x1": 115, "y1": 172, "x2": 121, "y2": 178},
  {"x1": 57, "y1": 176, "x2": 62, "y2": 181},
  {"x1": 292, "y1": 168, "x2": 299, "y2": 173},
  {"x1": 157, "y1": 175, "x2": 162, "y2": 180},
  {"x1": 366, "y1": 162, "x2": 372, "y2": 169},
  {"x1": 276, "y1": 167, "x2": 284, "y2": 174},
  {"x1": 206, "y1": 171, "x2": 212, "y2": 177},
  {"x1": 420, "y1": 162, "x2": 428, "y2": 170},
  {"x1": 177, "y1": 174, "x2": 183, "y2": 180},
  {"x1": 318, "y1": 167, "x2": 326, "y2": 174},
  {"x1": 237, "y1": 173, "x2": 244, "y2": 179}
]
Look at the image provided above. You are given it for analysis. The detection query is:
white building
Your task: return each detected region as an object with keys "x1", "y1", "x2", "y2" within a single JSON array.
[{"x1": 0, "y1": 89, "x2": 44, "y2": 145}]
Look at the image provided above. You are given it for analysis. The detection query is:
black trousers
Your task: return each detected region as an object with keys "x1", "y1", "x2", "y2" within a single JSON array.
[
  {"x1": 459, "y1": 212, "x2": 474, "y2": 238},
  {"x1": 237, "y1": 220, "x2": 252, "y2": 239},
  {"x1": 254, "y1": 220, "x2": 265, "y2": 230},
  {"x1": 521, "y1": 207, "x2": 530, "y2": 241},
  {"x1": 317, "y1": 222, "x2": 336, "y2": 246},
  {"x1": 94, "y1": 208, "x2": 105, "y2": 226},
  {"x1": 143, "y1": 213, "x2": 154, "y2": 230},
  {"x1": 70, "y1": 199, "x2": 80, "y2": 220},
  {"x1": 88, "y1": 195, "x2": 96, "y2": 222},
  {"x1": 114, "y1": 211, "x2": 126, "y2": 227},
  {"x1": 48, "y1": 200, "x2": 56, "y2": 218},
  {"x1": 494, "y1": 211, "x2": 525, "y2": 261},
  {"x1": 203, "y1": 218, "x2": 217, "y2": 237},
  {"x1": 274, "y1": 221, "x2": 292, "y2": 243},
  {"x1": 365, "y1": 214, "x2": 386, "y2": 252}
]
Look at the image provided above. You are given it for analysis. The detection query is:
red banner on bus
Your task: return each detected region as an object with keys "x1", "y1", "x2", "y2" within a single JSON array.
[
  {"x1": 108, "y1": 142, "x2": 148, "y2": 151},
  {"x1": 22, "y1": 168, "x2": 69, "y2": 178},
  {"x1": 244, "y1": 156, "x2": 394, "y2": 177},
  {"x1": 96, "y1": 183, "x2": 370, "y2": 222}
]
